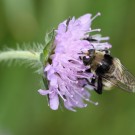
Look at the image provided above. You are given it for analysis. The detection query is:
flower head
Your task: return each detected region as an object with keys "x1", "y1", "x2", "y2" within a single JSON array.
[{"x1": 38, "y1": 13, "x2": 112, "y2": 111}]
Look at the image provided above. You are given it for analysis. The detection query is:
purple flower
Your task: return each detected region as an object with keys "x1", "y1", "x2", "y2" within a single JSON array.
[{"x1": 38, "y1": 13, "x2": 112, "y2": 111}]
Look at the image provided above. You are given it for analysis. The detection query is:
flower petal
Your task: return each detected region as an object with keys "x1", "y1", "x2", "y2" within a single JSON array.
[
  {"x1": 78, "y1": 14, "x2": 92, "y2": 31},
  {"x1": 49, "y1": 93, "x2": 59, "y2": 110},
  {"x1": 38, "y1": 89, "x2": 50, "y2": 95}
]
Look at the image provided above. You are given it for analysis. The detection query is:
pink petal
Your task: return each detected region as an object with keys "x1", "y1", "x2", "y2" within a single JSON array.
[
  {"x1": 49, "y1": 94, "x2": 59, "y2": 110},
  {"x1": 38, "y1": 89, "x2": 50, "y2": 95},
  {"x1": 78, "y1": 14, "x2": 91, "y2": 31}
]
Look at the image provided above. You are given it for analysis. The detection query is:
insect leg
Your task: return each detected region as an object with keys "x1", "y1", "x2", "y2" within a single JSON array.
[{"x1": 95, "y1": 76, "x2": 103, "y2": 94}]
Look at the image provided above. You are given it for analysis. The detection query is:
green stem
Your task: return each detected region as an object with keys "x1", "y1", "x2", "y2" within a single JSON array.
[{"x1": 0, "y1": 50, "x2": 41, "y2": 62}]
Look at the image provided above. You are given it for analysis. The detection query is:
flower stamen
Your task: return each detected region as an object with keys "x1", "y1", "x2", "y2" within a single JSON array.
[{"x1": 91, "y1": 12, "x2": 101, "y2": 21}]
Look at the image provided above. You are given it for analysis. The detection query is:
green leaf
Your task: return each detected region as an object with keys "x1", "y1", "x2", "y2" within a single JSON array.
[
  {"x1": 45, "y1": 29, "x2": 55, "y2": 45},
  {"x1": 40, "y1": 29, "x2": 55, "y2": 89},
  {"x1": 43, "y1": 76, "x2": 49, "y2": 89},
  {"x1": 40, "y1": 29, "x2": 55, "y2": 66}
]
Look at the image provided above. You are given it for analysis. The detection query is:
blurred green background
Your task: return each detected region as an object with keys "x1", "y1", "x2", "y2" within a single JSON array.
[{"x1": 0, "y1": 0, "x2": 135, "y2": 135}]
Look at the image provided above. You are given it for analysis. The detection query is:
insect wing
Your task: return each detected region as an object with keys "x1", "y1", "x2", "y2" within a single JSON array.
[{"x1": 103, "y1": 58, "x2": 135, "y2": 92}]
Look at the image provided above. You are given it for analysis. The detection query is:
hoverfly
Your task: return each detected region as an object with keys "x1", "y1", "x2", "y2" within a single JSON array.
[{"x1": 81, "y1": 37, "x2": 135, "y2": 94}]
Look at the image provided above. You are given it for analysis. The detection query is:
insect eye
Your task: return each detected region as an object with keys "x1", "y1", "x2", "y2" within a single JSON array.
[
  {"x1": 88, "y1": 49, "x2": 95, "y2": 56},
  {"x1": 83, "y1": 56, "x2": 91, "y2": 65}
]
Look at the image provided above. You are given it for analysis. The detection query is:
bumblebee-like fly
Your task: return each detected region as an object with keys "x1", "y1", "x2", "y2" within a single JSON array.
[{"x1": 81, "y1": 37, "x2": 135, "y2": 94}]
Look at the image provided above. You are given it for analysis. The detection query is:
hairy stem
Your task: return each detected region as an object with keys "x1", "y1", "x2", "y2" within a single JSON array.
[{"x1": 0, "y1": 50, "x2": 41, "y2": 62}]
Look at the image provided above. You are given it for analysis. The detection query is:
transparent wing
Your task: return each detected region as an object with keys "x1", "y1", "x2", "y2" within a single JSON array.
[{"x1": 102, "y1": 58, "x2": 135, "y2": 93}]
